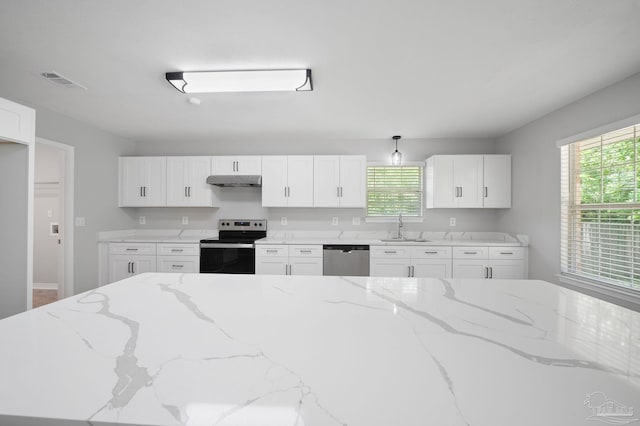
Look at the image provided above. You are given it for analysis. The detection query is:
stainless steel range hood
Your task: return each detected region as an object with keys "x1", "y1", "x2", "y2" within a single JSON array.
[{"x1": 206, "y1": 175, "x2": 262, "y2": 187}]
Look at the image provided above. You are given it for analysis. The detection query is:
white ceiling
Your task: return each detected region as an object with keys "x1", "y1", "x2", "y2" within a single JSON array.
[{"x1": 2, "y1": 0, "x2": 640, "y2": 143}]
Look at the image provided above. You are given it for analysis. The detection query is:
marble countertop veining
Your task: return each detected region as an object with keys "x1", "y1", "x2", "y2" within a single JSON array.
[{"x1": 0, "y1": 273, "x2": 637, "y2": 426}]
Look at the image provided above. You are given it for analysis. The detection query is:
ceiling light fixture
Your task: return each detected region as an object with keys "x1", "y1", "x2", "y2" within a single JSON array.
[
  {"x1": 165, "y1": 69, "x2": 313, "y2": 93},
  {"x1": 391, "y1": 135, "x2": 402, "y2": 165}
]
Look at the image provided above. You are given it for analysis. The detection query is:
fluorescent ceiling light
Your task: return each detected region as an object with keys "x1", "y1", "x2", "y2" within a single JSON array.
[{"x1": 165, "y1": 69, "x2": 313, "y2": 93}]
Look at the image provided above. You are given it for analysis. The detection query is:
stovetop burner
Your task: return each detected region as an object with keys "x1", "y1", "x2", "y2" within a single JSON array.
[{"x1": 200, "y1": 219, "x2": 267, "y2": 243}]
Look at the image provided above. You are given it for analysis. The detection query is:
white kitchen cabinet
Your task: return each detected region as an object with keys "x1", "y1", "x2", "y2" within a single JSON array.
[
  {"x1": 211, "y1": 156, "x2": 262, "y2": 175},
  {"x1": 313, "y1": 155, "x2": 366, "y2": 208},
  {"x1": 452, "y1": 246, "x2": 526, "y2": 279},
  {"x1": 109, "y1": 243, "x2": 158, "y2": 282},
  {"x1": 0, "y1": 97, "x2": 35, "y2": 144},
  {"x1": 261, "y1": 156, "x2": 314, "y2": 207},
  {"x1": 156, "y1": 243, "x2": 200, "y2": 273},
  {"x1": 426, "y1": 154, "x2": 510, "y2": 209},
  {"x1": 370, "y1": 245, "x2": 452, "y2": 278},
  {"x1": 482, "y1": 155, "x2": 511, "y2": 208},
  {"x1": 255, "y1": 244, "x2": 322, "y2": 275},
  {"x1": 166, "y1": 156, "x2": 217, "y2": 207},
  {"x1": 119, "y1": 157, "x2": 167, "y2": 207}
]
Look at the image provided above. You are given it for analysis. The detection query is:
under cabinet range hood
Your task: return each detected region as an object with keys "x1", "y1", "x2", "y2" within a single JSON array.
[{"x1": 206, "y1": 175, "x2": 262, "y2": 187}]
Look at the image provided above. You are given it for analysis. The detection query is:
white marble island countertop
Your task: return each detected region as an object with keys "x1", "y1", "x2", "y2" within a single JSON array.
[{"x1": 1, "y1": 273, "x2": 638, "y2": 426}]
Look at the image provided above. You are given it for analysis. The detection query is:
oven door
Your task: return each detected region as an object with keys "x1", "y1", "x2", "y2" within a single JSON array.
[{"x1": 200, "y1": 243, "x2": 256, "y2": 274}]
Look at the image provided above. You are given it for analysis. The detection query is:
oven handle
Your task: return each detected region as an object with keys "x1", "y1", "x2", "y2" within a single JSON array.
[{"x1": 200, "y1": 243, "x2": 255, "y2": 249}]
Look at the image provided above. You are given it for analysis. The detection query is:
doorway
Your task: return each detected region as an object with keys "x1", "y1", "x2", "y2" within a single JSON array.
[{"x1": 32, "y1": 138, "x2": 74, "y2": 307}]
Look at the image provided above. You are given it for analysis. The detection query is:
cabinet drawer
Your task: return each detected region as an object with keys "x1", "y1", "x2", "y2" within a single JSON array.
[
  {"x1": 370, "y1": 245, "x2": 410, "y2": 258},
  {"x1": 110, "y1": 243, "x2": 156, "y2": 256},
  {"x1": 289, "y1": 245, "x2": 322, "y2": 257},
  {"x1": 452, "y1": 246, "x2": 488, "y2": 259},
  {"x1": 489, "y1": 247, "x2": 525, "y2": 260},
  {"x1": 157, "y1": 243, "x2": 199, "y2": 256},
  {"x1": 256, "y1": 245, "x2": 288, "y2": 257},
  {"x1": 410, "y1": 246, "x2": 452, "y2": 259},
  {"x1": 157, "y1": 256, "x2": 199, "y2": 273}
]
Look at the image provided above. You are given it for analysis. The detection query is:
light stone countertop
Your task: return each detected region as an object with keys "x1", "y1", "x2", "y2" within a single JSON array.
[
  {"x1": 0, "y1": 273, "x2": 636, "y2": 425},
  {"x1": 98, "y1": 229, "x2": 218, "y2": 244}
]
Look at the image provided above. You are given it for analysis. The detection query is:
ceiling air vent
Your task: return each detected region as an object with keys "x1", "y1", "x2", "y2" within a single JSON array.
[{"x1": 40, "y1": 71, "x2": 87, "y2": 89}]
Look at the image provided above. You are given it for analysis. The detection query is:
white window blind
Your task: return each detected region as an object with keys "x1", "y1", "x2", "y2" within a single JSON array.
[
  {"x1": 560, "y1": 124, "x2": 640, "y2": 290},
  {"x1": 367, "y1": 165, "x2": 423, "y2": 217}
]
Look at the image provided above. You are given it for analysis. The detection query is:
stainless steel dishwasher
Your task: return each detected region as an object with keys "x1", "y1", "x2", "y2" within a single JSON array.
[{"x1": 323, "y1": 245, "x2": 370, "y2": 276}]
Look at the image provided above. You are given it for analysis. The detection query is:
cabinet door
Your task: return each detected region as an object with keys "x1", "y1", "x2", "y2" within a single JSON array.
[
  {"x1": 429, "y1": 156, "x2": 456, "y2": 208},
  {"x1": 412, "y1": 260, "x2": 451, "y2": 278},
  {"x1": 211, "y1": 156, "x2": 236, "y2": 175},
  {"x1": 338, "y1": 155, "x2": 366, "y2": 207},
  {"x1": 109, "y1": 254, "x2": 156, "y2": 282},
  {"x1": 370, "y1": 258, "x2": 412, "y2": 277},
  {"x1": 489, "y1": 260, "x2": 525, "y2": 279},
  {"x1": 131, "y1": 256, "x2": 157, "y2": 275},
  {"x1": 255, "y1": 256, "x2": 288, "y2": 275},
  {"x1": 454, "y1": 155, "x2": 483, "y2": 208},
  {"x1": 261, "y1": 156, "x2": 288, "y2": 206},
  {"x1": 186, "y1": 156, "x2": 214, "y2": 206},
  {"x1": 287, "y1": 156, "x2": 314, "y2": 207},
  {"x1": 483, "y1": 155, "x2": 511, "y2": 208},
  {"x1": 0, "y1": 97, "x2": 35, "y2": 144},
  {"x1": 313, "y1": 156, "x2": 340, "y2": 207},
  {"x1": 166, "y1": 157, "x2": 190, "y2": 206},
  {"x1": 290, "y1": 258, "x2": 323, "y2": 276},
  {"x1": 119, "y1": 157, "x2": 146, "y2": 207},
  {"x1": 452, "y1": 259, "x2": 487, "y2": 278},
  {"x1": 236, "y1": 156, "x2": 262, "y2": 174}
]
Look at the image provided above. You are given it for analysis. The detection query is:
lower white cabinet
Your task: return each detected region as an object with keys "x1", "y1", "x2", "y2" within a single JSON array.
[
  {"x1": 256, "y1": 244, "x2": 323, "y2": 275},
  {"x1": 370, "y1": 246, "x2": 452, "y2": 278},
  {"x1": 108, "y1": 242, "x2": 199, "y2": 283},
  {"x1": 452, "y1": 246, "x2": 526, "y2": 279}
]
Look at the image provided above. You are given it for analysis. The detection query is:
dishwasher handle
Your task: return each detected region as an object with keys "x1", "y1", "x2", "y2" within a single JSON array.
[{"x1": 323, "y1": 245, "x2": 370, "y2": 253}]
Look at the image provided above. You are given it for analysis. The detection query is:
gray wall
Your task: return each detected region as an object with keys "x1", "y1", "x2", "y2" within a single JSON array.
[
  {"x1": 134, "y1": 137, "x2": 501, "y2": 233},
  {"x1": 0, "y1": 143, "x2": 29, "y2": 318},
  {"x1": 496, "y1": 71, "x2": 640, "y2": 284}
]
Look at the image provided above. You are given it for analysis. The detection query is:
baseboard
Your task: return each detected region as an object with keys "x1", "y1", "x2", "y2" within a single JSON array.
[{"x1": 33, "y1": 282, "x2": 58, "y2": 290}]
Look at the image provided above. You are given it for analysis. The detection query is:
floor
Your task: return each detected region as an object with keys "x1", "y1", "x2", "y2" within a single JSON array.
[{"x1": 33, "y1": 289, "x2": 58, "y2": 308}]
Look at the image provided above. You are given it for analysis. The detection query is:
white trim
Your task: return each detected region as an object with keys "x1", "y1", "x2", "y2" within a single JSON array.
[
  {"x1": 33, "y1": 282, "x2": 58, "y2": 290},
  {"x1": 367, "y1": 161, "x2": 426, "y2": 167},
  {"x1": 555, "y1": 112, "x2": 640, "y2": 147},
  {"x1": 365, "y1": 216, "x2": 424, "y2": 223},
  {"x1": 35, "y1": 137, "x2": 74, "y2": 300},
  {"x1": 556, "y1": 273, "x2": 640, "y2": 309}
]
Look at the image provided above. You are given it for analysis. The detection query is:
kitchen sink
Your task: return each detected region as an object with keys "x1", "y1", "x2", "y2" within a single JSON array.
[{"x1": 380, "y1": 238, "x2": 431, "y2": 243}]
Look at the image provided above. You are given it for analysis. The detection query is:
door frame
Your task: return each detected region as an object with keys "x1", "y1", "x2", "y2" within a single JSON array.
[{"x1": 35, "y1": 137, "x2": 74, "y2": 300}]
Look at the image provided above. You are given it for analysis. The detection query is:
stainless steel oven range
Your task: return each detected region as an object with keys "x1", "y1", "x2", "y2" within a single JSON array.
[{"x1": 199, "y1": 219, "x2": 267, "y2": 274}]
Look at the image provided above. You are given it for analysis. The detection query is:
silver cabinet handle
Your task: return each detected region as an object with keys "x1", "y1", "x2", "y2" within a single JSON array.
[
  {"x1": 131, "y1": 262, "x2": 135, "y2": 274},
  {"x1": 144, "y1": 187, "x2": 147, "y2": 197},
  {"x1": 337, "y1": 187, "x2": 340, "y2": 197},
  {"x1": 500, "y1": 252, "x2": 513, "y2": 255},
  {"x1": 287, "y1": 187, "x2": 290, "y2": 197},
  {"x1": 424, "y1": 251, "x2": 438, "y2": 254},
  {"x1": 489, "y1": 267, "x2": 493, "y2": 279},
  {"x1": 171, "y1": 249, "x2": 183, "y2": 252},
  {"x1": 127, "y1": 262, "x2": 131, "y2": 273},
  {"x1": 266, "y1": 249, "x2": 278, "y2": 253},
  {"x1": 484, "y1": 266, "x2": 488, "y2": 278},
  {"x1": 384, "y1": 250, "x2": 397, "y2": 254},
  {"x1": 459, "y1": 186, "x2": 462, "y2": 197},
  {"x1": 126, "y1": 248, "x2": 139, "y2": 251},
  {"x1": 140, "y1": 187, "x2": 143, "y2": 197},
  {"x1": 484, "y1": 187, "x2": 488, "y2": 197},
  {"x1": 185, "y1": 187, "x2": 188, "y2": 197},
  {"x1": 408, "y1": 265, "x2": 412, "y2": 277},
  {"x1": 340, "y1": 187, "x2": 343, "y2": 197},
  {"x1": 300, "y1": 250, "x2": 312, "y2": 253},
  {"x1": 411, "y1": 265, "x2": 415, "y2": 277},
  {"x1": 463, "y1": 251, "x2": 477, "y2": 254},
  {"x1": 172, "y1": 264, "x2": 184, "y2": 268}
]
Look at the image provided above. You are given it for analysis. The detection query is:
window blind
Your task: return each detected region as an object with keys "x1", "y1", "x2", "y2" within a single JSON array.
[
  {"x1": 367, "y1": 165, "x2": 423, "y2": 217},
  {"x1": 560, "y1": 124, "x2": 640, "y2": 290}
]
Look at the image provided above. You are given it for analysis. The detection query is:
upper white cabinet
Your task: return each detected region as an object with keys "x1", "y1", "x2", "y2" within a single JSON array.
[
  {"x1": 119, "y1": 157, "x2": 167, "y2": 207},
  {"x1": 166, "y1": 156, "x2": 217, "y2": 207},
  {"x1": 211, "y1": 156, "x2": 261, "y2": 175},
  {"x1": 313, "y1": 155, "x2": 366, "y2": 208},
  {"x1": 262, "y1": 156, "x2": 314, "y2": 207},
  {"x1": 426, "y1": 154, "x2": 511, "y2": 209},
  {"x1": 0, "y1": 97, "x2": 35, "y2": 144}
]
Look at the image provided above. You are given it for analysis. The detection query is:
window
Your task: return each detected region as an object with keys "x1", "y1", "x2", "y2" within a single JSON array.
[
  {"x1": 367, "y1": 165, "x2": 423, "y2": 217},
  {"x1": 561, "y1": 124, "x2": 640, "y2": 291}
]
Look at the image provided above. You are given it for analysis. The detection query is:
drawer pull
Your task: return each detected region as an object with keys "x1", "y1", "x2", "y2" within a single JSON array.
[
  {"x1": 384, "y1": 250, "x2": 397, "y2": 254},
  {"x1": 300, "y1": 250, "x2": 312, "y2": 253},
  {"x1": 172, "y1": 264, "x2": 184, "y2": 268},
  {"x1": 424, "y1": 251, "x2": 438, "y2": 254},
  {"x1": 171, "y1": 249, "x2": 184, "y2": 252},
  {"x1": 266, "y1": 249, "x2": 278, "y2": 253},
  {"x1": 126, "y1": 248, "x2": 139, "y2": 251},
  {"x1": 499, "y1": 252, "x2": 513, "y2": 255},
  {"x1": 463, "y1": 251, "x2": 477, "y2": 254}
]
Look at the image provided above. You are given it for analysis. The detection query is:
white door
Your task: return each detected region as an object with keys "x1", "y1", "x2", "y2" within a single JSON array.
[
  {"x1": 489, "y1": 260, "x2": 525, "y2": 279},
  {"x1": 119, "y1": 157, "x2": 146, "y2": 206},
  {"x1": 236, "y1": 156, "x2": 262, "y2": 174},
  {"x1": 338, "y1": 155, "x2": 366, "y2": 207},
  {"x1": 110, "y1": 255, "x2": 134, "y2": 282},
  {"x1": 483, "y1": 155, "x2": 511, "y2": 208},
  {"x1": 454, "y1": 155, "x2": 483, "y2": 208},
  {"x1": 261, "y1": 156, "x2": 288, "y2": 206},
  {"x1": 290, "y1": 258, "x2": 323, "y2": 276},
  {"x1": 187, "y1": 156, "x2": 213, "y2": 206},
  {"x1": 142, "y1": 157, "x2": 167, "y2": 206},
  {"x1": 286, "y1": 156, "x2": 314, "y2": 207},
  {"x1": 211, "y1": 156, "x2": 236, "y2": 174},
  {"x1": 431, "y1": 156, "x2": 456, "y2": 208},
  {"x1": 412, "y1": 260, "x2": 451, "y2": 278},
  {"x1": 370, "y1": 258, "x2": 412, "y2": 277},
  {"x1": 452, "y1": 259, "x2": 487, "y2": 278},
  {"x1": 313, "y1": 156, "x2": 340, "y2": 207},
  {"x1": 166, "y1": 157, "x2": 189, "y2": 206},
  {"x1": 255, "y1": 257, "x2": 288, "y2": 275}
]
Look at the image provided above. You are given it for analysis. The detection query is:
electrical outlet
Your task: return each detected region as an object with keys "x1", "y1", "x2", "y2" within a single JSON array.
[
  {"x1": 47, "y1": 209, "x2": 53, "y2": 218},
  {"x1": 281, "y1": 217, "x2": 288, "y2": 226},
  {"x1": 332, "y1": 217, "x2": 339, "y2": 226},
  {"x1": 352, "y1": 217, "x2": 361, "y2": 225},
  {"x1": 449, "y1": 217, "x2": 456, "y2": 227},
  {"x1": 182, "y1": 216, "x2": 189, "y2": 225},
  {"x1": 75, "y1": 217, "x2": 85, "y2": 227},
  {"x1": 139, "y1": 215, "x2": 146, "y2": 225}
]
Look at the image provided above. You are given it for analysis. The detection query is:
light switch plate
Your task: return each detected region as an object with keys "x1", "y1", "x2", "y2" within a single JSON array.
[
  {"x1": 75, "y1": 217, "x2": 85, "y2": 227},
  {"x1": 449, "y1": 217, "x2": 456, "y2": 227},
  {"x1": 139, "y1": 216, "x2": 146, "y2": 225},
  {"x1": 332, "y1": 217, "x2": 339, "y2": 226},
  {"x1": 352, "y1": 217, "x2": 361, "y2": 225},
  {"x1": 281, "y1": 217, "x2": 287, "y2": 226},
  {"x1": 182, "y1": 216, "x2": 189, "y2": 225}
]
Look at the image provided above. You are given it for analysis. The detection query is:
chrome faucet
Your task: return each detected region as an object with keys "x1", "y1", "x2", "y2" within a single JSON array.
[{"x1": 397, "y1": 213, "x2": 403, "y2": 239}]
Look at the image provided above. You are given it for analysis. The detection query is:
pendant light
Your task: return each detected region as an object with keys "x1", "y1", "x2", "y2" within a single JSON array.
[{"x1": 391, "y1": 135, "x2": 402, "y2": 165}]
